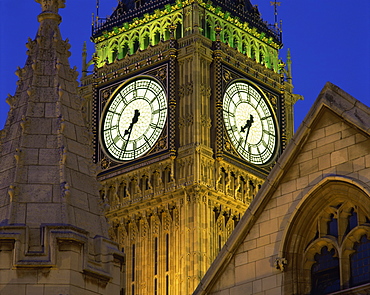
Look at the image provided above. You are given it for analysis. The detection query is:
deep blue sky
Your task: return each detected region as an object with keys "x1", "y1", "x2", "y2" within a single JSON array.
[{"x1": 1, "y1": 0, "x2": 369, "y2": 130}]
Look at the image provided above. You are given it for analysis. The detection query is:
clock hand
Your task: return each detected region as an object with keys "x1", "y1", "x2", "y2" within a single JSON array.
[
  {"x1": 121, "y1": 109, "x2": 141, "y2": 154},
  {"x1": 240, "y1": 114, "x2": 254, "y2": 147},
  {"x1": 124, "y1": 109, "x2": 140, "y2": 136}
]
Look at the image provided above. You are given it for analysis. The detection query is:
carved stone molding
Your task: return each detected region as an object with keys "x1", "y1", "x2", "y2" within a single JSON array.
[{"x1": 201, "y1": 115, "x2": 212, "y2": 128}]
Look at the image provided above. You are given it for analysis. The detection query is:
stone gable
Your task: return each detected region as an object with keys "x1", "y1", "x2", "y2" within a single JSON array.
[{"x1": 194, "y1": 83, "x2": 370, "y2": 295}]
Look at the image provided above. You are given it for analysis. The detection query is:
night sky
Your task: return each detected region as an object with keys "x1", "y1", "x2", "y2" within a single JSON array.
[{"x1": 1, "y1": 0, "x2": 369, "y2": 131}]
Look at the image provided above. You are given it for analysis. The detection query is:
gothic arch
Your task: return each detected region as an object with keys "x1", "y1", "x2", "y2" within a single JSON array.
[
  {"x1": 258, "y1": 45, "x2": 265, "y2": 64},
  {"x1": 109, "y1": 40, "x2": 118, "y2": 59},
  {"x1": 230, "y1": 29, "x2": 240, "y2": 49},
  {"x1": 139, "y1": 29, "x2": 150, "y2": 50},
  {"x1": 249, "y1": 41, "x2": 257, "y2": 60},
  {"x1": 150, "y1": 24, "x2": 162, "y2": 45},
  {"x1": 280, "y1": 176, "x2": 370, "y2": 294}
]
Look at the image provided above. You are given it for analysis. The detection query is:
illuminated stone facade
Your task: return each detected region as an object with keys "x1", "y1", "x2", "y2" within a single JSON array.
[
  {"x1": 1, "y1": 1, "x2": 367, "y2": 295},
  {"x1": 194, "y1": 83, "x2": 370, "y2": 295},
  {"x1": 79, "y1": 0, "x2": 300, "y2": 294}
]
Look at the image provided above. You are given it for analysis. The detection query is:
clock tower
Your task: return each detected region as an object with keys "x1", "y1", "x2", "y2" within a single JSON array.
[{"x1": 79, "y1": 0, "x2": 299, "y2": 294}]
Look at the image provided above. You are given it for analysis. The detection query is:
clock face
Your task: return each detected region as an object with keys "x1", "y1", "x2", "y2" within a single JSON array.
[
  {"x1": 223, "y1": 81, "x2": 277, "y2": 165},
  {"x1": 100, "y1": 77, "x2": 167, "y2": 161}
]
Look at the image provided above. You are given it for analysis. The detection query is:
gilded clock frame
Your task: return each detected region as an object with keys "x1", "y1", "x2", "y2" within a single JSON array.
[
  {"x1": 214, "y1": 64, "x2": 282, "y2": 173},
  {"x1": 99, "y1": 76, "x2": 168, "y2": 162},
  {"x1": 94, "y1": 64, "x2": 175, "y2": 172},
  {"x1": 222, "y1": 79, "x2": 278, "y2": 166}
]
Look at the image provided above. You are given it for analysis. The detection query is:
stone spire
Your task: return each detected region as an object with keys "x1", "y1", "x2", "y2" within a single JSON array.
[
  {"x1": 0, "y1": 1, "x2": 122, "y2": 288},
  {"x1": 0, "y1": 0, "x2": 104, "y2": 233}
]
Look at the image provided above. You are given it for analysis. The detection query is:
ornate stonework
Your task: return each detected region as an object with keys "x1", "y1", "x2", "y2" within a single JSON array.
[
  {"x1": 0, "y1": 1, "x2": 123, "y2": 294},
  {"x1": 78, "y1": 0, "x2": 297, "y2": 294}
]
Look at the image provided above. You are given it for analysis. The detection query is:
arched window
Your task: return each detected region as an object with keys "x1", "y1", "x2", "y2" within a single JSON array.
[
  {"x1": 311, "y1": 246, "x2": 340, "y2": 294},
  {"x1": 282, "y1": 179, "x2": 370, "y2": 294},
  {"x1": 327, "y1": 213, "x2": 338, "y2": 237},
  {"x1": 350, "y1": 235, "x2": 370, "y2": 287},
  {"x1": 346, "y1": 208, "x2": 358, "y2": 235}
]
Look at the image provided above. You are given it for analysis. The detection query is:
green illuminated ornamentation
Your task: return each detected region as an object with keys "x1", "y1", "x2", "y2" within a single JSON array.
[
  {"x1": 93, "y1": 0, "x2": 280, "y2": 70},
  {"x1": 165, "y1": 4, "x2": 172, "y2": 12}
]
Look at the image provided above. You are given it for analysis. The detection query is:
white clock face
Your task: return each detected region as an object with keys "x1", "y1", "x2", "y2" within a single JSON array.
[
  {"x1": 100, "y1": 77, "x2": 167, "y2": 161},
  {"x1": 223, "y1": 81, "x2": 277, "y2": 165}
]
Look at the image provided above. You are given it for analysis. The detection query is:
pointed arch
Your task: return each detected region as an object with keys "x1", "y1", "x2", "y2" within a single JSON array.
[
  {"x1": 281, "y1": 176, "x2": 370, "y2": 294},
  {"x1": 250, "y1": 41, "x2": 256, "y2": 60},
  {"x1": 111, "y1": 41, "x2": 119, "y2": 62},
  {"x1": 152, "y1": 26, "x2": 162, "y2": 45}
]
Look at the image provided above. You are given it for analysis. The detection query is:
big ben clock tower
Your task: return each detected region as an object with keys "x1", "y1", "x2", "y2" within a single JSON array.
[{"x1": 79, "y1": 0, "x2": 298, "y2": 294}]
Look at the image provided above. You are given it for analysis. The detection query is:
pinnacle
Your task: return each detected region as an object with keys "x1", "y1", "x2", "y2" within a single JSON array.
[
  {"x1": 36, "y1": 0, "x2": 66, "y2": 14},
  {"x1": 0, "y1": 0, "x2": 107, "y2": 238},
  {"x1": 36, "y1": 0, "x2": 65, "y2": 24}
]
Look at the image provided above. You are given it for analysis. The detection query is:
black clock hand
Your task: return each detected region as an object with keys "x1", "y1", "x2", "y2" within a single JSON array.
[
  {"x1": 240, "y1": 114, "x2": 254, "y2": 147},
  {"x1": 122, "y1": 109, "x2": 141, "y2": 153}
]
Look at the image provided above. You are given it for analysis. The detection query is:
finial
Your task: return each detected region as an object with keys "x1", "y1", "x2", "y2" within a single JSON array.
[
  {"x1": 270, "y1": 1, "x2": 281, "y2": 29},
  {"x1": 168, "y1": 24, "x2": 176, "y2": 39},
  {"x1": 82, "y1": 41, "x2": 88, "y2": 78},
  {"x1": 36, "y1": 0, "x2": 65, "y2": 13},
  {"x1": 83, "y1": 41, "x2": 87, "y2": 53},
  {"x1": 286, "y1": 49, "x2": 292, "y2": 82},
  {"x1": 215, "y1": 26, "x2": 222, "y2": 41},
  {"x1": 36, "y1": 0, "x2": 65, "y2": 23},
  {"x1": 97, "y1": 0, "x2": 101, "y2": 17}
]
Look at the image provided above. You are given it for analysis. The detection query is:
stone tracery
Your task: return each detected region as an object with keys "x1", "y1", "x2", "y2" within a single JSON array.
[{"x1": 282, "y1": 179, "x2": 370, "y2": 294}]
